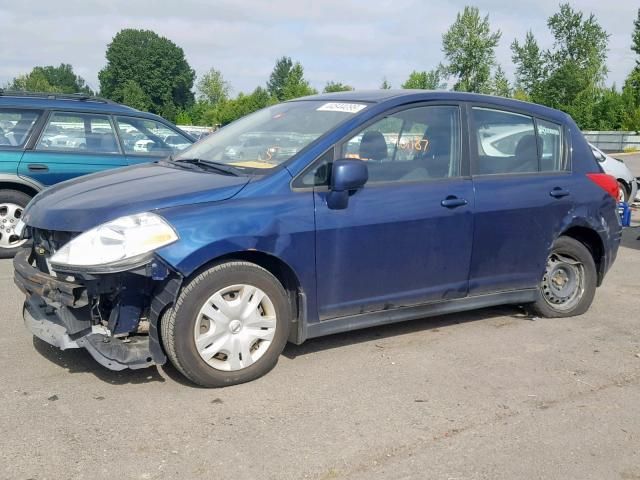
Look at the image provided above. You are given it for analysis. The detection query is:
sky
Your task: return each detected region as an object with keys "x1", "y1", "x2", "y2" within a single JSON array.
[{"x1": 0, "y1": 0, "x2": 637, "y2": 95}]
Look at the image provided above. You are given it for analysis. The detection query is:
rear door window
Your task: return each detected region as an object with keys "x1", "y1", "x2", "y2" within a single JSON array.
[
  {"x1": 115, "y1": 116, "x2": 191, "y2": 156},
  {"x1": 36, "y1": 112, "x2": 120, "y2": 154},
  {"x1": 472, "y1": 108, "x2": 537, "y2": 175},
  {"x1": 0, "y1": 109, "x2": 41, "y2": 148}
]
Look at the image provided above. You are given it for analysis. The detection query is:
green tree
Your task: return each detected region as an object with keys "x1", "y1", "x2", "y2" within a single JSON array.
[
  {"x1": 36, "y1": 64, "x2": 93, "y2": 94},
  {"x1": 9, "y1": 70, "x2": 60, "y2": 93},
  {"x1": 213, "y1": 87, "x2": 276, "y2": 126},
  {"x1": 267, "y1": 57, "x2": 293, "y2": 100},
  {"x1": 543, "y1": 3, "x2": 609, "y2": 112},
  {"x1": 281, "y1": 63, "x2": 316, "y2": 100},
  {"x1": 622, "y1": 9, "x2": 640, "y2": 130},
  {"x1": 490, "y1": 66, "x2": 511, "y2": 97},
  {"x1": 119, "y1": 80, "x2": 151, "y2": 111},
  {"x1": 511, "y1": 31, "x2": 544, "y2": 99},
  {"x1": 98, "y1": 29, "x2": 195, "y2": 119},
  {"x1": 196, "y1": 68, "x2": 231, "y2": 106},
  {"x1": 175, "y1": 110, "x2": 193, "y2": 125},
  {"x1": 266, "y1": 57, "x2": 316, "y2": 101},
  {"x1": 510, "y1": 3, "x2": 610, "y2": 129},
  {"x1": 323, "y1": 81, "x2": 354, "y2": 93},
  {"x1": 633, "y1": 8, "x2": 640, "y2": 61},
  {"x1": 9, "y1": 64, "x2": 91, "y2": 94},
  {"x1": 380, "y1": 77, "x2": 391, "y2": 89},
  {"x1": 442, "y1": 6, "x2": 502, "y2": 93},
  {"x1": 401, "y1": 69, "x2": 443, "y2": 89}
]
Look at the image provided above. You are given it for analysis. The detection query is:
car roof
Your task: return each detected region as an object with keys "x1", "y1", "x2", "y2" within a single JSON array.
[
  {"x1": 0, "y1": 93, "x2": 162, "y2": 120},
  {"x1": 293, "y1": 90, "x2": 570, "y2": 122}
]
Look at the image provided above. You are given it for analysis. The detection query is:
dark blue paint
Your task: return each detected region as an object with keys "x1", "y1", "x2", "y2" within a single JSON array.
[
  {"x1": 314, "y1": 179, "x2": 475, "y2": 319},
  {"x1": 22, "y1": 90, "x2": 622, "y2": 334},
  {"x1": 23, "y1": 162, "x2": 249, "y2": 231}
]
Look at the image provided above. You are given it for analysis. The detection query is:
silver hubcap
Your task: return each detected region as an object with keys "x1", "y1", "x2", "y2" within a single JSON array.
[
  {"x1": 541, "y1": 253, "x2": 585, "y2": 311},
  {"x1": 193, "y1": 284, "x2": 277, "y2": 371},
  {"x1": 0, "y1": 203, "x2": 25, "y2": 249}
]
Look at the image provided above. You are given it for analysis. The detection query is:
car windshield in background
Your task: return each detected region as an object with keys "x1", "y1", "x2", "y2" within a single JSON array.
[{"x1": 174, "y1": 101, "x2": 368, "y2": 170}]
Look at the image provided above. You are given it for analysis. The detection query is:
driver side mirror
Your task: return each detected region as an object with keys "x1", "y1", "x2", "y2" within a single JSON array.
[{"x1": 327, "y1": 159, "x2": 368, "y2": 210}]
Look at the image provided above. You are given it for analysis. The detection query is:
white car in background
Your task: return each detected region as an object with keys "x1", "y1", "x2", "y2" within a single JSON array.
[
  {"x1": 590, "y1": 143, "x2": 638, "y2": 203},
  {"x1": 133, "y1": 139, "x2": 156, "y2": 153}
]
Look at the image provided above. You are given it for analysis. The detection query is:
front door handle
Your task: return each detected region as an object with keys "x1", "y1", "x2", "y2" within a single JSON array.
[
  {"x1": 441, "y1": 196, "x2": 468, "y2": 208},
  {"x1": 550, "y1": 187, "x2": 570, "y2": 199},
  {"x1": 27, "y1": 164, "x2": 49, "y2": 172}
]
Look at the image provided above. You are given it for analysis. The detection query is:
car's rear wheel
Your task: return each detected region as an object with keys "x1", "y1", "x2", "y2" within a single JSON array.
[
  {"x1": 161, "y1": 261, "x2": 291, "y2": 387},
  {"x1": 529, "y1": 236, "x2": 597, "y2": 318},
  {"x1": 0, "y1": 190, "x2": 31, "y2": 259}
]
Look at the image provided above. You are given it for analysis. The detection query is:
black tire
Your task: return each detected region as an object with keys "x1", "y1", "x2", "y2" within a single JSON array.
[
  {"x1": 161, "y1": 261, "x2": 291, "y2": 387},
  {"x1": 0, "y1": 189, "x2": 31, "y2": 259},
  {"x1": 529, "y1": 236, "x2": 597, "y2": 318},
  {"x1": 617, "y1": 180, "x2": 630, "y2": 203}
]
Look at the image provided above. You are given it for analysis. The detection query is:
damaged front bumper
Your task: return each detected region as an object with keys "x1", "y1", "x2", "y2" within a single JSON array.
[{"x1": 14, "y1": 246, "x2": 182, "y2": 371}]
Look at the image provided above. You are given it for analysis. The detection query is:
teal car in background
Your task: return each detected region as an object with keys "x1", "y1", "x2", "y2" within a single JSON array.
[{"x1": 0, "y1": 91, "x2": 195, "y2": 257}]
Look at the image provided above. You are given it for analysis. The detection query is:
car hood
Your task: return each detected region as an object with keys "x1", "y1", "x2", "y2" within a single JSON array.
[{"x1": 23, "y1": 162, "x2": 250, "y2": 232}]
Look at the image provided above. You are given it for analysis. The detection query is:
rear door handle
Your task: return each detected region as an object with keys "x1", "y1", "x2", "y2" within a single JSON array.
[
  {"x1": 441, "y1": 196, "x2": 468, "y2": 208},
  {"x1": 550, "y1": 187, "x2": 570, "y2": 198},
  {"x1": 27, "y1": 164, "x2": 49, "y2": 172}
]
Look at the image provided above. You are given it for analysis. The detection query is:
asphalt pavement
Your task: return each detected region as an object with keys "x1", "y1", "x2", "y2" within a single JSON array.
[
  {"x1": 615, "y1": 152, "x2": 640, "y2": 177},
  {"x1": 1, "y1": 230, "x2": 640, "y2": 480}
]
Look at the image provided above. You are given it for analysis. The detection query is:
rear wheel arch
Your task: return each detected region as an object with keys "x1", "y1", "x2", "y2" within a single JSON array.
[
  {"x1": 0, "y1": 181, "x2": 39, "y2": 199},
  {"x1": 559, "y1": 226, "x2": 605, "y2": 285}
]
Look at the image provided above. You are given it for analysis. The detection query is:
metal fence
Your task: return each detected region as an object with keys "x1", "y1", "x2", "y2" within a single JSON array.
[{"x1": 582, "y1": 131, "x2": 640, "y2": 153}]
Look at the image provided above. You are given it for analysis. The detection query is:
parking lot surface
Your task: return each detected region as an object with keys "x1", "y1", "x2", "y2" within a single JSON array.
[
  {"x1": 1, "y1": 229, "x2": 640, "y2": 480},
  {"x1": 617, "y1": 152, "x2": 640, "y2": 177}
]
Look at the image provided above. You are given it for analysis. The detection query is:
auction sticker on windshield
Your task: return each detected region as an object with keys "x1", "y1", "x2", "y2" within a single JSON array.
[{"x1": 317, "y1": 103, "x2": 367, "y2": 114}]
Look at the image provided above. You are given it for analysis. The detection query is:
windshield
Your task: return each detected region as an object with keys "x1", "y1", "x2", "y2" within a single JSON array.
[{"x1": 174, "y1": 100, "x2": 368, "y2": 170}]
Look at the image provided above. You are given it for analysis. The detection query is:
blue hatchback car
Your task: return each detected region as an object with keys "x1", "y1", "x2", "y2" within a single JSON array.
[
  {"x1": 0, "y1": 91, "x2": 194, "y2": 257},
  {"x1": 14, "y1": 90, "x2": 621, "y2": 387}
]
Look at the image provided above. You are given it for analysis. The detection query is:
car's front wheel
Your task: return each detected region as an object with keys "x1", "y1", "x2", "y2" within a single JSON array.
[
  {"x1": 529, "y1": 236, "x2": 597, "y2": 318},
  {"x1": 0, "y1": 189, "x2": 31, "y2": 259},
  {"x1": 161, "y1": 261, "x2": 291, "y2": 387}
]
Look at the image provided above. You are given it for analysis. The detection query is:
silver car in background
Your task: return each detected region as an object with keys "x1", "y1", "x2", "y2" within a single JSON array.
[{"x1": 590, "y1": 143, "x2": 638, "y2": 203}]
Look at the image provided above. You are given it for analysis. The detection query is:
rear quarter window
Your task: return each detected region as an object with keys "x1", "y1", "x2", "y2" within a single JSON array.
[{"x1": 537, "y1": 119, "x2": 566, "y2": 172}]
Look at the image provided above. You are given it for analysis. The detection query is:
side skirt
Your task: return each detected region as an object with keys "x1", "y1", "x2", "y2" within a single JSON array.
[{"x1": 303, "y1": 289, "x2": 538, "y2": 341}]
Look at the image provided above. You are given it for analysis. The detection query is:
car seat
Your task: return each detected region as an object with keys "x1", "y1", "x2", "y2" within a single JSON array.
[
  {"x1": 359, "y1": 131, "x2": 388, "y2": 161},
  {"x1": 99, "y1": 133, "x2": 119, "y2": 153},
  {"x1": 513, "y1": 134, "x2": 540, "y2": 172}
]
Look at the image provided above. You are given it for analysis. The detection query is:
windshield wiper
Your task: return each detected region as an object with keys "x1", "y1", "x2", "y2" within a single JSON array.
[{"x1": 173, "y1": 158, "x2": 240, "y2": 176}]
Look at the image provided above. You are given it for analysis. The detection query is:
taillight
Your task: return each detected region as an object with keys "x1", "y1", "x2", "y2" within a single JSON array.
[{"x1": 587, "y1": 173, "x2": 618, "y2": 199}]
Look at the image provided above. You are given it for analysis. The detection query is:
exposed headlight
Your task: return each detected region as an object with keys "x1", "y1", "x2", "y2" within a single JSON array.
[{"x1": 50, "y1": 212, "x2": 178, "y2": 273}]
